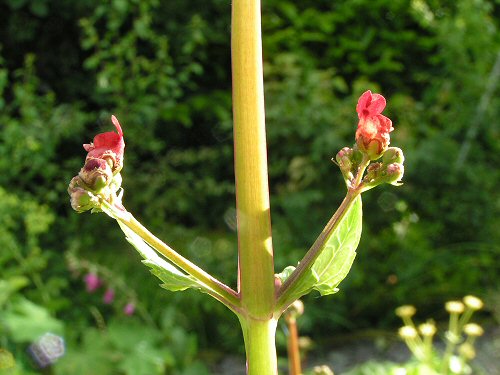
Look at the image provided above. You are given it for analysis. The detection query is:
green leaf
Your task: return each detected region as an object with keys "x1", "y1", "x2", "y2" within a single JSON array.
[
  {"x1": 278, "y1": 195, "x2": 362, "y2": 301},
  {"x1": 3, "y1": 297, "x2": 64, "y2": 342},
  {"x1": 116, "y1": 221, "x2": 203, "y2": 292},
  {"x1": 311, "y1": 195, "x2": 362, "y2": 295},
  {"x1": 0, "y1": 277, "x2": 29, "y2": 307}
]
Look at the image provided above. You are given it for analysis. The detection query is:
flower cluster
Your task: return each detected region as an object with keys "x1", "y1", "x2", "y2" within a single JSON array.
[
  {"x1": 355, "y1": 90, "x2": 394, "y2": 160},
  {"x1": 83, "y1": 272, "x2": 135, "y2": 315},
  {"x1": 68, "y1": 116, "x2": 125, "y2": 212},
  {"x1": 396, "y1": 295, "x2": 485, "y2": 374},
  {"x1": 335, "y1": 90, "x2": 404, "y2": 191},
  {"x1": 67, "y1": 253, "x2": 136, "y2": 316}
]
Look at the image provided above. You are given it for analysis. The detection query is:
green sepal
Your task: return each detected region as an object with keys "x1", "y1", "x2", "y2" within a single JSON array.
[{"x1": 277, "y1": 195, "x2": 362, "y2": 302}]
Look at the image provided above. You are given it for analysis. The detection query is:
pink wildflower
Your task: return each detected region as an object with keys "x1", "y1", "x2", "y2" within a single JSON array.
[
  {"x1": 84, "y1": 273, "x2": 101, "y2": 292},
  {"x1": 103, "y1": 288, "x2": 115, "y2": 304},
  {"x1": 355, "y1": 90, "x2": 394, "y2": 160},
  {"x1": 123, "y1": 302, "x2": 135, "y2": 316}
]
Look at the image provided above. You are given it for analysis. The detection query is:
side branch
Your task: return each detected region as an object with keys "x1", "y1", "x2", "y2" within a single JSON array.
[
  {"x1": 275, "y1": 190, "x2": 360, "y2": 312},
  {"x1": 101, "y1": 201, "x2": 241, "y2": 312}
]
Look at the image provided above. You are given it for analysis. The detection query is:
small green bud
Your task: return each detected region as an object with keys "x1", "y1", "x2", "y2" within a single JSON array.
[
  {"x1": 363, "y1": 162, "x2": 383, "y2": 183},
  {"x1": 68, "y1": 177, "x2": 99, "y2": 212},
  {"x1": 335, "y1": 147, "x2": 354, "y2": 180},
  {"x1": 78, "y1": 158, "x2": 113, "y2": 192},
  {"x1": 334, "y1": 147, "x2": 363, "y2": 185},
  {"x1": 361, "y1": 161, "x2": 404, "y2": 191},
  {"x1": 382, "y1": 147, "x2": 405, "y2": 165},
  {"x1": 285, "y1": 300, "x2": 304, "y2": 320},
  {"x1": 385, "y1": 163, "x2": 405, "y2": 186}
]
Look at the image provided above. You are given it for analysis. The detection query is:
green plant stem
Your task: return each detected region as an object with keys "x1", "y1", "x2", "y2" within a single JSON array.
[
  {"x1": 457, "y1": 307, "x2": 474, "y2": 330},
  {"x1": 232, "y1": 0, "x2": 276, "y2": 373},
  {"x1": 423, "y1": 335, "x2": 434, "y2": 365},
  {"x1": 441, "y1": 312, "x2": 461, "y2": 375},
  {"x1": 101, "y1": 201, "x2": 241, "y2": 312},
  {"x1": 240, "y1": 318, "x2": 278, "y2": 375},
  {"x1": 232, "y1": 0, "x2": 274, "y2": 318}
]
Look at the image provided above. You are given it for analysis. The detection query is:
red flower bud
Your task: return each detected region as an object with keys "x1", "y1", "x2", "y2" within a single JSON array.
[
  {"x1": 83, "y1": 116, "x2": 125, "y2": 173},
  {"x1": 355, "y1": 90, "x2": 394, "y2": 160}
]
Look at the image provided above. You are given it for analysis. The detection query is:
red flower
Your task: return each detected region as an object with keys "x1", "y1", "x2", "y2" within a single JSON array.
[
  {"x1": 355, "y1": 90, "x2": 394, "y2": 160},
  {"x1": 83, "y1": 115, "x2": 125, "y2": 173}
]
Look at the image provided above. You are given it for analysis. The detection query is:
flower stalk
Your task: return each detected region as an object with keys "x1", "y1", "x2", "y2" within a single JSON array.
[{"x1": 231, "y1": 0, "x2": 277, "y2": 373}]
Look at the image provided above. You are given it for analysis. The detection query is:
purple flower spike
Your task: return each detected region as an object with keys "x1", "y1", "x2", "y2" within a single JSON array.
[{"x1": 84, "y1": 273, "x2": 101, "y2": 292}]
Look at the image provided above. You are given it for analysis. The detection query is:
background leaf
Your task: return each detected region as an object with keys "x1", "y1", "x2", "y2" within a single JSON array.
[{"x1": 2, "y1": 297, "x2": 64, "y2": 342}]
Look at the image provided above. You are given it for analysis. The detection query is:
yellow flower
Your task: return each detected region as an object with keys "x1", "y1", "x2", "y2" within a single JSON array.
[
  {"x1": 463, "y1": 295, "x2": 483, "y2": 311},
  {"x1": 463, "y1": 323, "x2": 484, "y2": 337},
  {"x1": 395, "y1": 305, "x2": 416, "y2": 319},
  {"x1": 458, "y1": 343, "x2": 476, "y2": 359},
  {"x1": 445, "y1": 301, "x2": 465, "y2": 314},
  {"x1": 418, "y1": 322, "x2": 437, "y2": 337},
  {"x1": 399, "y1": 325, "x2": 418, "y2": 339}
]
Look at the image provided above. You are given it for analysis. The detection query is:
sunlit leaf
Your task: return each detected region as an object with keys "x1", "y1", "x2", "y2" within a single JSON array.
[
  {"x1": 311, "y1": 195, "x2": 362, "y2": 295},
  {"x1": 278, "y1": 196, "x2": 362, "y2": 302}
]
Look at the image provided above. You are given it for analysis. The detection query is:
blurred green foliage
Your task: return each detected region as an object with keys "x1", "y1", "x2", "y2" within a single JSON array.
[{"x1": 0, "y1": 0, "x2": 499, "y2": 373}]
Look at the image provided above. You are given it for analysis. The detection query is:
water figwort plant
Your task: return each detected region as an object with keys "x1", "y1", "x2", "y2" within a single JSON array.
[{"x1": 68, "y1": 1, "x2": 405, "y2": 373}]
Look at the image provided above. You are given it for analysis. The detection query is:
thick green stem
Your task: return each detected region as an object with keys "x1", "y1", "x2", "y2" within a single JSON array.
[
  {"x1": 232, "y1": 0, "x2": 274, "y2": 320},
  {"x1": 240, "y1": 318, "x2": 278, "y2": 375},
  {"x1": 232, "y1": 0, "x2": 276, "y2": 373}
]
